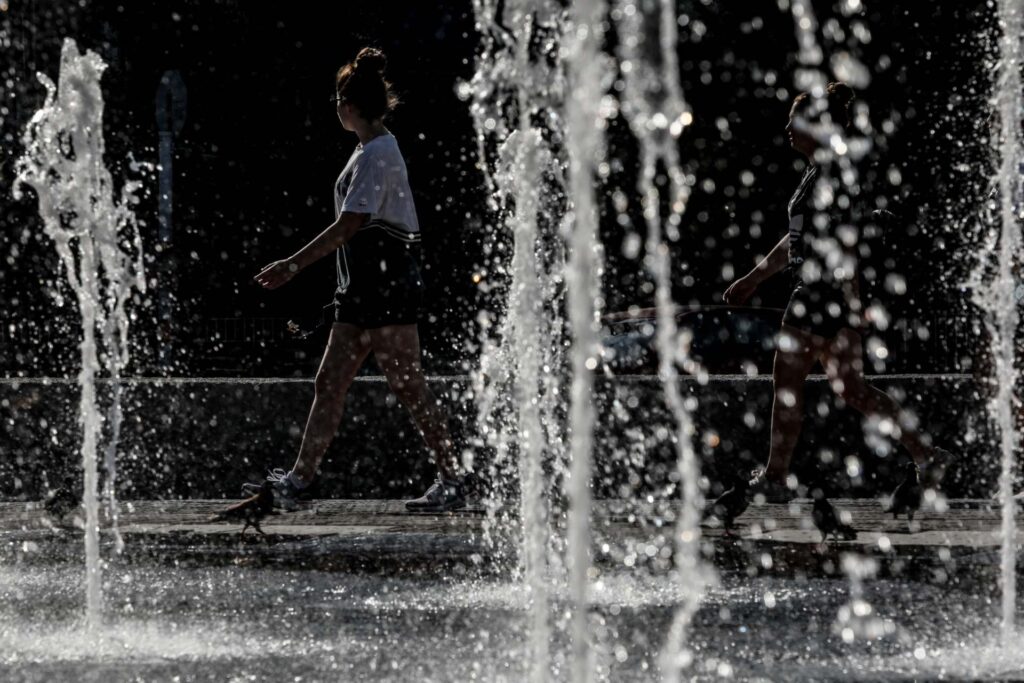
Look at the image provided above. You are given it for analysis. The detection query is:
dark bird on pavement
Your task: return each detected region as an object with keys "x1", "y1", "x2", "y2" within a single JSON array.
[
  {"x1": 706, "y1": 476, "x2": 750, "y2": 534},
  {"x1": 209, "y1": 481, "x2": 275, "y2": 536},
  {"x1": 887, "y1": 462, "x2": 923, "y2": 526},
  {"x1": 812, "y1": 491, "x2": 857, "y2": 544},
  {"x1": 43, "y1": 485, "x2": 81, "y2": 522}
]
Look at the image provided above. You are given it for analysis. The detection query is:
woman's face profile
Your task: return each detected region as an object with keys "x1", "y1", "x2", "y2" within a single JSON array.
[
  {"x1": 337, "y1": 94, "x2": 356, "y2": 131},
  {"x1": 786, "y1": 101, "x2": 817, "y2": 157}
]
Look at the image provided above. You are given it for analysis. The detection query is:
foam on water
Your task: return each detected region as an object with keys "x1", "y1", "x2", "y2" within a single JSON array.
[
  {"x1": 2, "y1": 563, "x2": 1020, "y2": 680},
  {"x1": 0, "y1": 621, "x2": 342, "y2": 665}
]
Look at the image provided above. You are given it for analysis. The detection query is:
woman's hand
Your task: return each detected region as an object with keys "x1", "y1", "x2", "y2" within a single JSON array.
[
  {"x1": 254, "y1": 259, "x2": 300, "y2": 290},
  {"x1": 723, "y1": 275, "x2": 757, "y2": 305}
]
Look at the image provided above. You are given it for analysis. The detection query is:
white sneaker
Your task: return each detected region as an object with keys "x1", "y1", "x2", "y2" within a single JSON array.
[{"x1": 240, "y1": 468, "x2": 302, "y2": 512}]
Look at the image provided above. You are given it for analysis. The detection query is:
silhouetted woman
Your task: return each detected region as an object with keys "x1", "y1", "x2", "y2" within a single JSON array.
[
  {"x1": 251, "y1": 48, "x2": 465, "y2": 512},
  {"x1": 722, "y1": 81, "x2": 953, "y2": 501}
]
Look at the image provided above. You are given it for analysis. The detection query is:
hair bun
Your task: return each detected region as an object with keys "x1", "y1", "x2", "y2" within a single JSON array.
[
  {"x1": 827, "y1": 81, "x2": 855, "y2": 105},
  {"x1": 355, "y1": 47, "x2": 387, "y2": 74}
]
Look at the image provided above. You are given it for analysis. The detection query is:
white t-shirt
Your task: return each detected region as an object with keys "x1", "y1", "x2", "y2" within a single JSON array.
[{"x1": 333, "y1": 133, "x2": 419, "y2": 234}]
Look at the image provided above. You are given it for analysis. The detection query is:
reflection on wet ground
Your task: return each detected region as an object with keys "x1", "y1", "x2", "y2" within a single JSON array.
[{"x1": 2, "y1": 561, "x2": 1022, "y2": 681}]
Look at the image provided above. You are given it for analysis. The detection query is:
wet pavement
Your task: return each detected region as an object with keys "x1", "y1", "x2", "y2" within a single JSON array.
[
  {"x1": 1, "y1": 561, "x2": 1022, "y2": 681},
  {"x1": 1, "y1": 498, "x2": 1018, "y2": 578},
  {"x1": 1, "y1": 498, "x2": 1022, "y2": 681}
]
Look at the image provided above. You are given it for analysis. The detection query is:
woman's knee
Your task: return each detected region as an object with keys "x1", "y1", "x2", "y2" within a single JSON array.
[
  {"x1": 314, "y1": 366, "x2": 353, "y2": 397},
  {"x1": 829, "y1": 370, "x2": 869, "y2": 406},
  {"x1": 388, "y1": 372, "x2": 427, "y2": 405},
  {"x1": 773, "y1": 349, "x2": 813, "y2": 386}
]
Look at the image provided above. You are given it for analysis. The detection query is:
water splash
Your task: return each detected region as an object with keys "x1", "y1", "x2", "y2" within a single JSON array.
[
  {"x1": 975, "y1": 0, "x2": 1023, "y2": 645},
  {"x1": 466, "y1": 3, "x2": 570, "y2": 679},
  {"x1": 834, "y1": 554, "x2": 897, "y2": 643},
  {"x1": 562, "y1": 3, "x2": 609, "y2": 682},
  {"x1": 609, "y1": 1, "x2": 709, "y2": 679},
  {"x1": 495, "y1": 8, "x2": 566, "y2": 678},
  {"x1": 505, "y1": 125, "x2": 553, "y2": 682},
  {"x1": 14, "y1": 38, "x2": 146, "y2": 627},
  {"x1": 469, "y1": 3, "x2": 716, "y2": 678},
  {"x1": 466, "y1": 2, "x2": 611, "y2": 679}
]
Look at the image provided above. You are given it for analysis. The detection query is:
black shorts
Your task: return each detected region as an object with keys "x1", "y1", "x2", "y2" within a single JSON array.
[
  {"x1": 782, "y1": 274, "x2": 856, "y2": 340},
  {"x1": 333, "y1": 225, "x2": 425, "y2": 329}
]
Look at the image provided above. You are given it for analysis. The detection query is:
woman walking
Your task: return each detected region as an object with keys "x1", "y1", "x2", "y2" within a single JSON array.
[
  {"x1": 720, "y1": 81, "x2": 954, "y2": 503},
  {"x1": 251, "y1": 47, "x2": 466, "y2": 512}
]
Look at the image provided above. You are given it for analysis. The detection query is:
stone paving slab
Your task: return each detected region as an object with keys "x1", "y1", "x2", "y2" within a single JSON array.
[
  {"x1": 0, "y1": 498, "x2": 1017, "y2": 542},
  {"x1": 1, "y1": 498, "x2": 1020, "y2": 578}
]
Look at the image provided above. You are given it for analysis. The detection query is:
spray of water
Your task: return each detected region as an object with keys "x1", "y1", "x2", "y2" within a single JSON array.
[
  {"x1": 469, "y1": 2, "x2": 716, "y2": 676},
  {"x1": 980, "y1": 0, "x2": 1022, "y2": 645},
  {"x1": 610, "y1": 1, "x2": 709, "y2": 678},
  {"x1": 497, "y1": 9, "x2": 563, "y2": 676},
  {"x1": 466, "y1": 3, "x2": 570, "y2": 679},
  {"x1": 14, "y1": 38, "x2": 146, "y2": 627},
  {"x1": 507, "y1": 127, "x2": 553, "y2": 681},
  {"x1": 834, "y1": 554, "x2": 897, "y2": 643},
  {"x1": 562, "y1": 3, "x2": 608, "y2": 682}
]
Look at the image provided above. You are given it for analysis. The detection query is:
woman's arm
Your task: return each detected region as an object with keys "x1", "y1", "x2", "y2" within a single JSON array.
[
  {"x1": 723, "y1": 233, "x2": 789, "y2": 304},
  {"x1": 748, "y1": 233, "x2": 790, "y2": 282},
  {"x1": 254, "y1": 211, "x2": 369, "y2": 290}
]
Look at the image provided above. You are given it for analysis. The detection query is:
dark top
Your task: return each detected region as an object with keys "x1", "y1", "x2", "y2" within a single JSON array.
[
  {"x1": 786, "y1": 164, "x2": 820, "y2": 271},
  {"x1": 785, "y1": 162, "x2": 856, "y2": 289}
]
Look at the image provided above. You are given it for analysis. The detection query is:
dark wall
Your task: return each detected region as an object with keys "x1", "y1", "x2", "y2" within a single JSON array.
[
  {"x1": 0, "y1": 376, "x2": 987, "y2": 501},
  {"x1": 2, "y1": 1, "x2": 486, "y2": 376},
  {"x1": 0, "y1": 0, "x2": 998, "y2": 378}
]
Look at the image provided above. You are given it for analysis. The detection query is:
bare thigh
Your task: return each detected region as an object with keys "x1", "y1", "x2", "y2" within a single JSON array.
[
  {"x1": 316, "y1": 323, "x2": 372, "y2": 394},
  {"x1": 821, "y1": 328, "x2": 862, "y2": 375},
  {"x1": 367, "y1": 324, "x2": 425, "y2": 392},
  {"x1": 773, "y1": 324, "x2": 825, "y2": 384}
]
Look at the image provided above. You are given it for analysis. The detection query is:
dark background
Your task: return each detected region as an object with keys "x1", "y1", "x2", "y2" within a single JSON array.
[{"x1": 0, "y1": 0, "x2": 997, "y2": 378}]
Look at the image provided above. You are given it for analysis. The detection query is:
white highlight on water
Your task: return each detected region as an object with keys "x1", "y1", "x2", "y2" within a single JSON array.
[{"x1": 14, "y1": 38, "x2": 146, "y2": 628}]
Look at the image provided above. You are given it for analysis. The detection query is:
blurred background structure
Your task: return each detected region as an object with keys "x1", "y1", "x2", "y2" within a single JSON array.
[{"x1": 0, "y1": 0, "x2": 998, "y2": 378}]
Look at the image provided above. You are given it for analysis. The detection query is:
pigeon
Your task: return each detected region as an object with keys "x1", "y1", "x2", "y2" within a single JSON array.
[
  {"x1": 209, "y1": 481, "x2": 275, "y2": 536},
  {"x1": 812, "y1": 491, "x2": 857, "y2": 544},
  {"x1": 460, "y1": 471, "x2": 487, "y2": 501},
  {"x1": 706, "y1": 476, "x2": 750, "y2": 534},
  {"x1": 43, "y1": 485, "x2": 81, "y2": 522},
  {"x1": 887, "y1": 462, "x2": 922, "y2": 526}
]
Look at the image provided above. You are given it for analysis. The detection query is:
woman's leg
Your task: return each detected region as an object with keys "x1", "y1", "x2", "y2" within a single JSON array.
[
  {"x1": 763, "y1": 324, "x2": 825, "y2": 483},
  {"x1": 289, "y1": 323, "x2": 372, "y2": 483},
  {"x1": 821, "y1": 328, "x2": 931, "y2": 465},
  {"x1": 368, "y1": 324, "x2": 458, "y2": 479}
]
